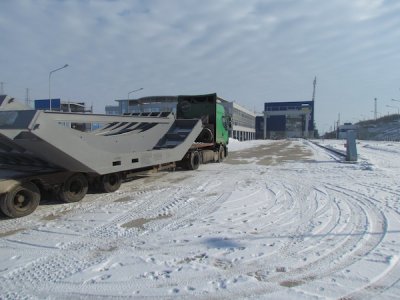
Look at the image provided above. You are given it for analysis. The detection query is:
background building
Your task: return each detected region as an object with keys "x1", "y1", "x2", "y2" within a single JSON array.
[
  {"x1": 220, "y1": 101, "x2": 256, "y2": 141},
  {"x1": 34, "y1": 99, "x2": 93, "y2": 131},
  {"x1": 105, "y1": 105, "x2": 120, "y2": 115},
  {"x1": 111, "y1": 96, "x2": 178, "y2": 115},
  {"x1": 34, "y1": 99, "x2": 92, "y2": 113},
  {"x1": 262, "y1": 101, "x2": 314, "y2": 139}
]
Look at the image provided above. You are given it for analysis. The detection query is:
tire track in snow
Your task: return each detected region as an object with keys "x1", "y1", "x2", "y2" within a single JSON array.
[
  {"x1": 0, "y1": 171, "x2": 223, "y2": 295},
  {"x1": 0, "y1": 182, "x2": 167, "y2": 238},
  {"x1": 251, "y1": 180, "x2": 390, "y2": 294},
  {"x1": 0, "y1": 181, "x2": 177, "y2": 292},
  {"x1": 270, "y1": 181, "x2": 387, "y2": 285},
  {"x1": 339, "y1": 255, "x2": 400, "y2": 300},
  {"x1": 243, "y1": 180, "x2": 361, "y2": 285},
  {"x1": 356, "y1": 182, "x2": 400, "y2": 215},
  {"x1": 206, "y1": 172, "x2": 390, "y2": 297},
  {"x1": 320, "y1": 183, "x2": 400, "y2": 298},
  {"x1": 0, "y1": 184, "x2": 172, "y2": 288}
]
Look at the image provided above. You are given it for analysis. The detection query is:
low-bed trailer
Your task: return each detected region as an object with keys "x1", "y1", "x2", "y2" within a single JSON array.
[
  {"x1": 0, "y1": 93, "x2": 230, "y2": 218},
  {"x1": 0, "y1": 106, "x2": 227, "y2": 218}
]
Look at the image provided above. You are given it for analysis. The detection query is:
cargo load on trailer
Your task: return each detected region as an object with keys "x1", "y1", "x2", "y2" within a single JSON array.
[{"x1": 0, "y1": 93, "x2": 231, "y2": 218}]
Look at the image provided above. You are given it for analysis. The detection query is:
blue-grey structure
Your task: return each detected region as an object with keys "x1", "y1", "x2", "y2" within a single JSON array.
[
  {"x1": 255, "y1": 116, "x2": 264, "y2": 139},
  {"x1": 262, "y1": 101, "x2": 314, "y2": 139}
]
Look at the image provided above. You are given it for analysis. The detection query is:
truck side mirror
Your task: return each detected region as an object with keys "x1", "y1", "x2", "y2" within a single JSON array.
[{"x1": 222, "y1": 116, "x2": 232, "y2": 130}]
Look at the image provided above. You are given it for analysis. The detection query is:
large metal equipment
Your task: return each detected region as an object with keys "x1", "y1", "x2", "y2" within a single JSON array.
[
  {"x1": 0, "y1": 93, "x2": 230, "y2": 218},
  {"x1": 0, "y1": 110, "x2": 202, "y2": 175}
]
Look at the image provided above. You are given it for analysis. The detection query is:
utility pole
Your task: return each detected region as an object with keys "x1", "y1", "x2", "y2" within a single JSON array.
[
  {"x1": 49, "y1": 64, "x2": 69, "y2": 111},
  {"x1": 374, "y1": 97, "x2": 377, "y2": 120},
  {"x1": 25, "y1": 88, "x2": 30, "y2": 106},
  {"x1": 336, "y1": 113, "x2": 340, "y2": 139},
  {"x1": 310, "y1": 76, "x2": 317, "y2": 138},
  {"x1": 312, "y1": 76, "x2": 317, "y2": 102}
]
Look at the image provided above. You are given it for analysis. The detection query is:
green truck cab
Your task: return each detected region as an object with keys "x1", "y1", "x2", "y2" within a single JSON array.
[
  {"x1": 177, "y1": 93, "x2": 231, "y2": 164},
  {"x1": 177, "y1": 93, "x2": 230, "y2": 144}
]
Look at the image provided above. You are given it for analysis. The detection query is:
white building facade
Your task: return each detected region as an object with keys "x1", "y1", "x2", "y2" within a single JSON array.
[{"x1": 220, "y1": 101, "x2": 256, "y2": 141}]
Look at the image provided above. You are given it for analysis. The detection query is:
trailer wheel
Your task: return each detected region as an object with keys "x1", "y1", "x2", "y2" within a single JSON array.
[
  {"x1": 217, "y1": 146, "x2": 225, "y2": 162},
  {"x1": 186, "y1": 151, "x2": 200, "y2": 170},
  {"x1": 58, "y1": 173, "x2": 88, "y2": 203},
  {"x1": 101, "y1": 173, "x2": 122, "y2": 193},
  {"x1": 0, "y1": 182, "x2": 40, "y2": 218}
]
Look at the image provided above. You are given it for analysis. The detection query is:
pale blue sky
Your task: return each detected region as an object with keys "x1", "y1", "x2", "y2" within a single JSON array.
[{"x1": 1, "y1": 0, "x2": 400, "y2": 133}]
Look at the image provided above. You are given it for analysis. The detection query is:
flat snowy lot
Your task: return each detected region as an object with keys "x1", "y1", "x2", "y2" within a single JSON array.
[{"x1": 1, "y1": 139, "x2": 400, "y2": 299}]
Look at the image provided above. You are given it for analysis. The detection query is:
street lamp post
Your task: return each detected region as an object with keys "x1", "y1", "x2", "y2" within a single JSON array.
[
  {"x1": 49, "y1": 64, "x2": 69, "y2": 111},
  {"x1": 128, "y1": 87, "x2": 143, "y2": 100},
  {"x1": 128, "y1": 88, "x2": 144, "y2": 113}
]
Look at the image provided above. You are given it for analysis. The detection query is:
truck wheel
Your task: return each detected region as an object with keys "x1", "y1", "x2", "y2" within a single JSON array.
[
  {"x1": 101, "y1": 173, "x2": 122, "y2": 193},
  {"x1": 218, "y1": 146, "x2": 225, "y2": 162},
  {"x1": 186, "y1": 151, "x2": 200, "y2": 170},
  {"x1": 0, "y1": 182, "x2": 40, "y2": 218},
  {"x1": 58, "y1": 173, "x2": 88, "y2": 203}
]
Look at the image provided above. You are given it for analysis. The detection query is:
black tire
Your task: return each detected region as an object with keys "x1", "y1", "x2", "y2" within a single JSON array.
[
  {"x1": 0, "y1": 182, "x2": 40, "y2": 218},
  {"x1": 100, "y1": 173, "x2": 122, "y2": 193},
  {"x1": 186, "y1": 151, "x2": 200, "y2": 170},
  {"x1": 217, "y1": 146, "x2": 225, "y2": 162},
  {"x1": 58, "y1": 173, "x2": 88, "y2": 203}
]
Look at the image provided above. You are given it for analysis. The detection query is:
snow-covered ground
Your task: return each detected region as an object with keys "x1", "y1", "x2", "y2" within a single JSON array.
[{"x1": 1, "y1": 138, "x2": 400, "y2": 299}]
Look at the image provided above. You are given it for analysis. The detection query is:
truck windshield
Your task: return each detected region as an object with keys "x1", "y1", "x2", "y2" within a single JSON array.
[{"x1": 0, "y1": 110, "x2": 36, "y2": 129}]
